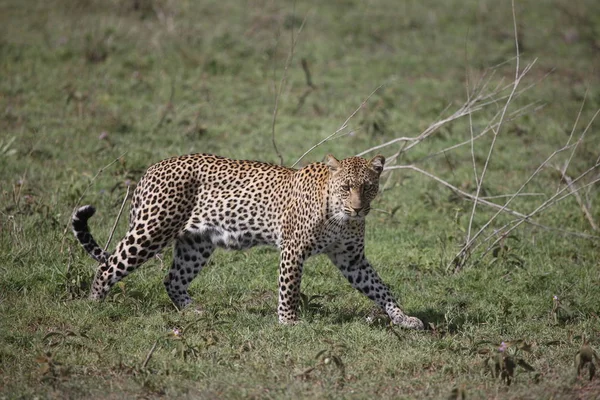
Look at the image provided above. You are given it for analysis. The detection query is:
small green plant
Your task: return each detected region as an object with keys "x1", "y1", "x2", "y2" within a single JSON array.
[
  {"x1": 0, "y1": 136, "x2": 17, "y2": 157},
  {"x1": 35, "y1": 352, "x2": 71, "y2": 385},
  {"x1": 54, "y1": 248, "x2": 92, "y2": 300},
  {"x1": 477, "y1": 340, "x2": 539, "y2": 385},
  {"x1": 478, "y1": 340, "x2": 537, "y2": 385},
  {"x1": 165, "y1": 312, "x2": 225, "y2": 361},
  {"x1": 299, "y1": 292, "x2": 324, "y2": 317},
  {"x1": 489, "y1": 235, "x2": 524, "y2": 269},
  {"x1": 296, "y1": 340, "x2": 347, "y2": 384},
  {"x1": 42, "y1": 328, "x2": 100, "y2": 360},
  {"x1": 551, "y1": 295, "x2": 576, "y2": 325}
]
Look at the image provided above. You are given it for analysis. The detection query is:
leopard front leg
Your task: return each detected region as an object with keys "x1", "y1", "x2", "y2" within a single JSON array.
[
  {"x1": 277, "y1": 246, "x2": 307, "y2": 325},
  {"x1": 327, "y1": 245, "x2": 424, "y2": 330}
]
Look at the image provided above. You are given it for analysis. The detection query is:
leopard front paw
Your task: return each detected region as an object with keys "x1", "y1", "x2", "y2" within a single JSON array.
[
  {"x1": 278, "y1": 313, "x2": 299, "y2": 325},
  {"x1": 389, "y1": 309, "x2": 425, "y2": 330},
  {"x1": 402, "y1": 316, "x2": 425, "y2": 330}
]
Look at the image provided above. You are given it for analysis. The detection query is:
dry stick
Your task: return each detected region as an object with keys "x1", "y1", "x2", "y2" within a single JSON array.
[
  {"x1": 538, "y1": 170, "x2": 600, "y2": 215},
  {"x1": 454, "y1": 105, "x2": 600, "y2": 267},
  {"x1": 473, "y1": 185, "x2": 600, "y2": 260},
  {"x1": 385, "y1": 164, "x2": 600, "y2": 241},
  {"x1": 386, "y1": 165, "x2": 529, "y2": 219},
  {"x1": 104, "y1": 185, "x2": 131, "y2": 251},
  {"x1": 468, "y1": 159, "x2": 600, "y2": 259},
  {"x1": 292, "y1": 84, "x2": 383, "y2": 168},
  {"x1": 385, "y1": 102, "x2": 454, "y2": 165},
  {"x1": 480, "y1": 193, "x2": 545, "y2": 200},
  {"x1": 585, "y1": 154, "x2": 600, "y2": 209},
  {"x1": 558, "y1": 97, "x2": 595, "y2": 195},
  {"x1": 357, "y1": 73, "x2": 539, "y2": 161},
  {"x1": 462, "y1": 0, "x2": 527, "y2": 269},
  {"x1": 412, "y1": 103, "x2": 544, "y2": 165},
  {"x1": 152, "y1": 78, "x2": 176, "y2": 135},
  {"x1": 59, "y1": 152, "x2": 128, "y2": 253},
  {"x1": 142, "y1": 340, "x2": 159, "y2": 370},
  {"x1": 381, "y1": 140, "x2": 408, "y2": 193},
  {"x1": 479, "y1": 172, "x2": 600, "y2": 260},
  {"x1": 463, "y1": 28, "x2": 480, "y2": 199},
  {"x1": 271, "y1": 11, "x2": 308, "y2": 165},
  {"x1": 398, "y1": 67, "x2": 544, "y2": 162},
  {"x1": 467, "y1": 85, "x2": 479, "y2": 193},
  {"x1": 554, "y1": 104, "x2": 600, "y2": 230},
  {"x1": 465, "y1": 41, "x2": 480, "y2": 241},
  {"x1": 301, "y1": 58, "x2": 315, "y2": 89},
  {"x1": 376, "y1": 99, "x2": 541, "y2": 171},
  {"x1": 359, "y1": 58, "x2": 545, "y2": 160},
  {"x1": 554, "y1": 168, "x2": 598, "y2": 231},
  {"x1": 293, "y1": 58, "x2": 316, "y2": 115},
  {"x1": 449, "y1": 137, "x2": 582, "y2": 271}
]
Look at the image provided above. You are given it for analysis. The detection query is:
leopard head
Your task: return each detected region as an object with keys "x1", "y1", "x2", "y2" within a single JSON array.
[{"x1": 326, "y1": 154, "x2": 385, "y2": 220}]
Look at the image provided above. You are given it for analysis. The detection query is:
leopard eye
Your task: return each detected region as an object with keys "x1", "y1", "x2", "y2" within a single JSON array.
[
  {"x1": 364, "y1": 183, "x2": 374, "y2": 191},
  {"x1": 341, "y1": 182, "x2": 351, "y2": 191}
]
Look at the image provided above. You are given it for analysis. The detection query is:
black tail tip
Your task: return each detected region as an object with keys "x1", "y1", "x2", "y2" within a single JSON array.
[{"x1": 74, "y1": 205, "x2": 96, "y2": 221}]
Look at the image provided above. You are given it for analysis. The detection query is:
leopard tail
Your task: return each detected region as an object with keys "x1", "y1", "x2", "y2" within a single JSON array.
[{"x1": 72, "y1": 205, "x2": 110, "y2": 264}]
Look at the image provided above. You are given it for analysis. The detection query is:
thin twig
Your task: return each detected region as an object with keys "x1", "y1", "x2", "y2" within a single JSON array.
[
  {"x1": 464, "y1": 26, "x2": 480, "y2": 205},
  {"x1": 479, "y1": 173, "x2": 600, "y2": 259},
  {"x1": 464, "y1": 0, "x2": 522, "y2": 264},
  {"x1": 450, "y1": 139, "x2": 580, "y2": 270},
  {"x1": 60, "y1": 152, "x2": 128, "y2": 253},
  {"x1": 271, "y1": 8, "x2": 308, "y2": 165},
  {"x1": 459, "y1": 104, "x2": 600, "y2": 265},
  {"x1": 538, "y1": 170, "x2": 600, "y2": 215},
  {"x1": 410, "y1": 102, "x2": 543, "y2": 166},
  {"x1": 292, "y1": 84, "x2": 383, "y2": 168},
  {"x1": 293, "y1": 58, "x2": 316, "y2": 115},
  {"x1": 387, "y1": 165, "x2": 527, "y2": 219},
  {"x1": 558, "y1": 105, "x2": 599, "y2": 194},
  {"x1": 104, "y1": 185, "x2": 131, "y2": 251},
  {"x1": 480, "y1": 193, "x2": 545, "y2": 200},
  {"x1": 386, "y1": 164, "x2": 600, "y2": 241},
  {"x1": 301, "y1": 58, "x2": 315, "y2": 89},
  {"x1": 559, "y1": 90, "x2": 587, "y2": 177},
  {"x1": 152, "y1": 78, "x2": 176, "y2": 135},
  {"x1": 359, "y1": 60, "x2": 544, "y2": 166},
  {"x1": 554, "y1": 168, "x2": 598, "y2": 231},
  {"x1": 141, "y1": 340, "x2": 159, "y2": 370}
]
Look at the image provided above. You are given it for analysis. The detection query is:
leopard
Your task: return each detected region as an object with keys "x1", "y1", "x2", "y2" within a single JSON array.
[{"x1": 72, "y1": 153, "x2": 424, "y2": 330}]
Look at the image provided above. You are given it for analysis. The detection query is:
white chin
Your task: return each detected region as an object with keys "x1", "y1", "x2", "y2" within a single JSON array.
[{"x1": 346, "y1": 213, "x2": 363, "y2": 220}]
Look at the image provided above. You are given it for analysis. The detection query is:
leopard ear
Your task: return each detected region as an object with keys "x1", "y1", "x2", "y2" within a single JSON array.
[
  {"x1": 326, "y1": 154, "x2": 342, "y2": 172},
  {"x1": 370, "y1": 155, "x2": 385, "y2": 174}
]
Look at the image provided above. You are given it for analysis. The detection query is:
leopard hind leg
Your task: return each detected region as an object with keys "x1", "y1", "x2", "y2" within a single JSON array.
[
  {"x1": 90, "y1": 221, "x2": 181, "y2": 302},
  {"x1": 164, "y1": 233, "x2": 215, "y2": 309}
]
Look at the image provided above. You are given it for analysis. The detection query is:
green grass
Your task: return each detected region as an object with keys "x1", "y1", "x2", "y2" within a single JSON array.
[{"x1": 1, "y1": 0, "x2": 600, "y2": 398}]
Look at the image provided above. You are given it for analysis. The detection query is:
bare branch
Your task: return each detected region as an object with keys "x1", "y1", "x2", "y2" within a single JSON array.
[
  {"x1": 555, "y1": 168, "x2": 598, "y2": 231},
  {"x1": 465, "y1": 0, "x2": 523, "y2": 258},
  {"x1": 480, "y1": 172, "x2": 600, "y2": 259},
  {"x1": 271, "y1": 8, "x2": 309, "y2": 165},
  {"x1": 385, "y1": 164, "x2": 600, "y2": 241},
  {"x1": 292, "y1": 84, "x2": 383, "y2": 168},
  {"x1": 385, "y1": 165, "x2": 529, "y2": 220},
  {"x1": 105, "y1": 185, "x2": 131, "y2": 251},
  {"x1": 60, "y1": 152, "x2": 128, "y2": 253}
]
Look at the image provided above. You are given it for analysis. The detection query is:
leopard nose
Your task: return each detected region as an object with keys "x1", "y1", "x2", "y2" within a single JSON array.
[{"x1": 351, "y1": 207, "x2": 362, "y2": 214}]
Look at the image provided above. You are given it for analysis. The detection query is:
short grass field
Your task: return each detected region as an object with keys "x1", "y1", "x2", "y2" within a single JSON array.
[{"x1": 1, "y1": 0, "x2": 600, "y2": 398}]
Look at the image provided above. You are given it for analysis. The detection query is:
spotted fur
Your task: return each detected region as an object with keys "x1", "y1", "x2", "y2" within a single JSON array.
[{"x1": 72, "y1": 153, "x2": 423, "y2": 329}]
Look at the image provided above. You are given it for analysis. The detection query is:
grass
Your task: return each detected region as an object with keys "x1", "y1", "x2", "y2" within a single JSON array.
[{"x1": 1, "y1": 0, "x2": 600, "y2": 398}]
